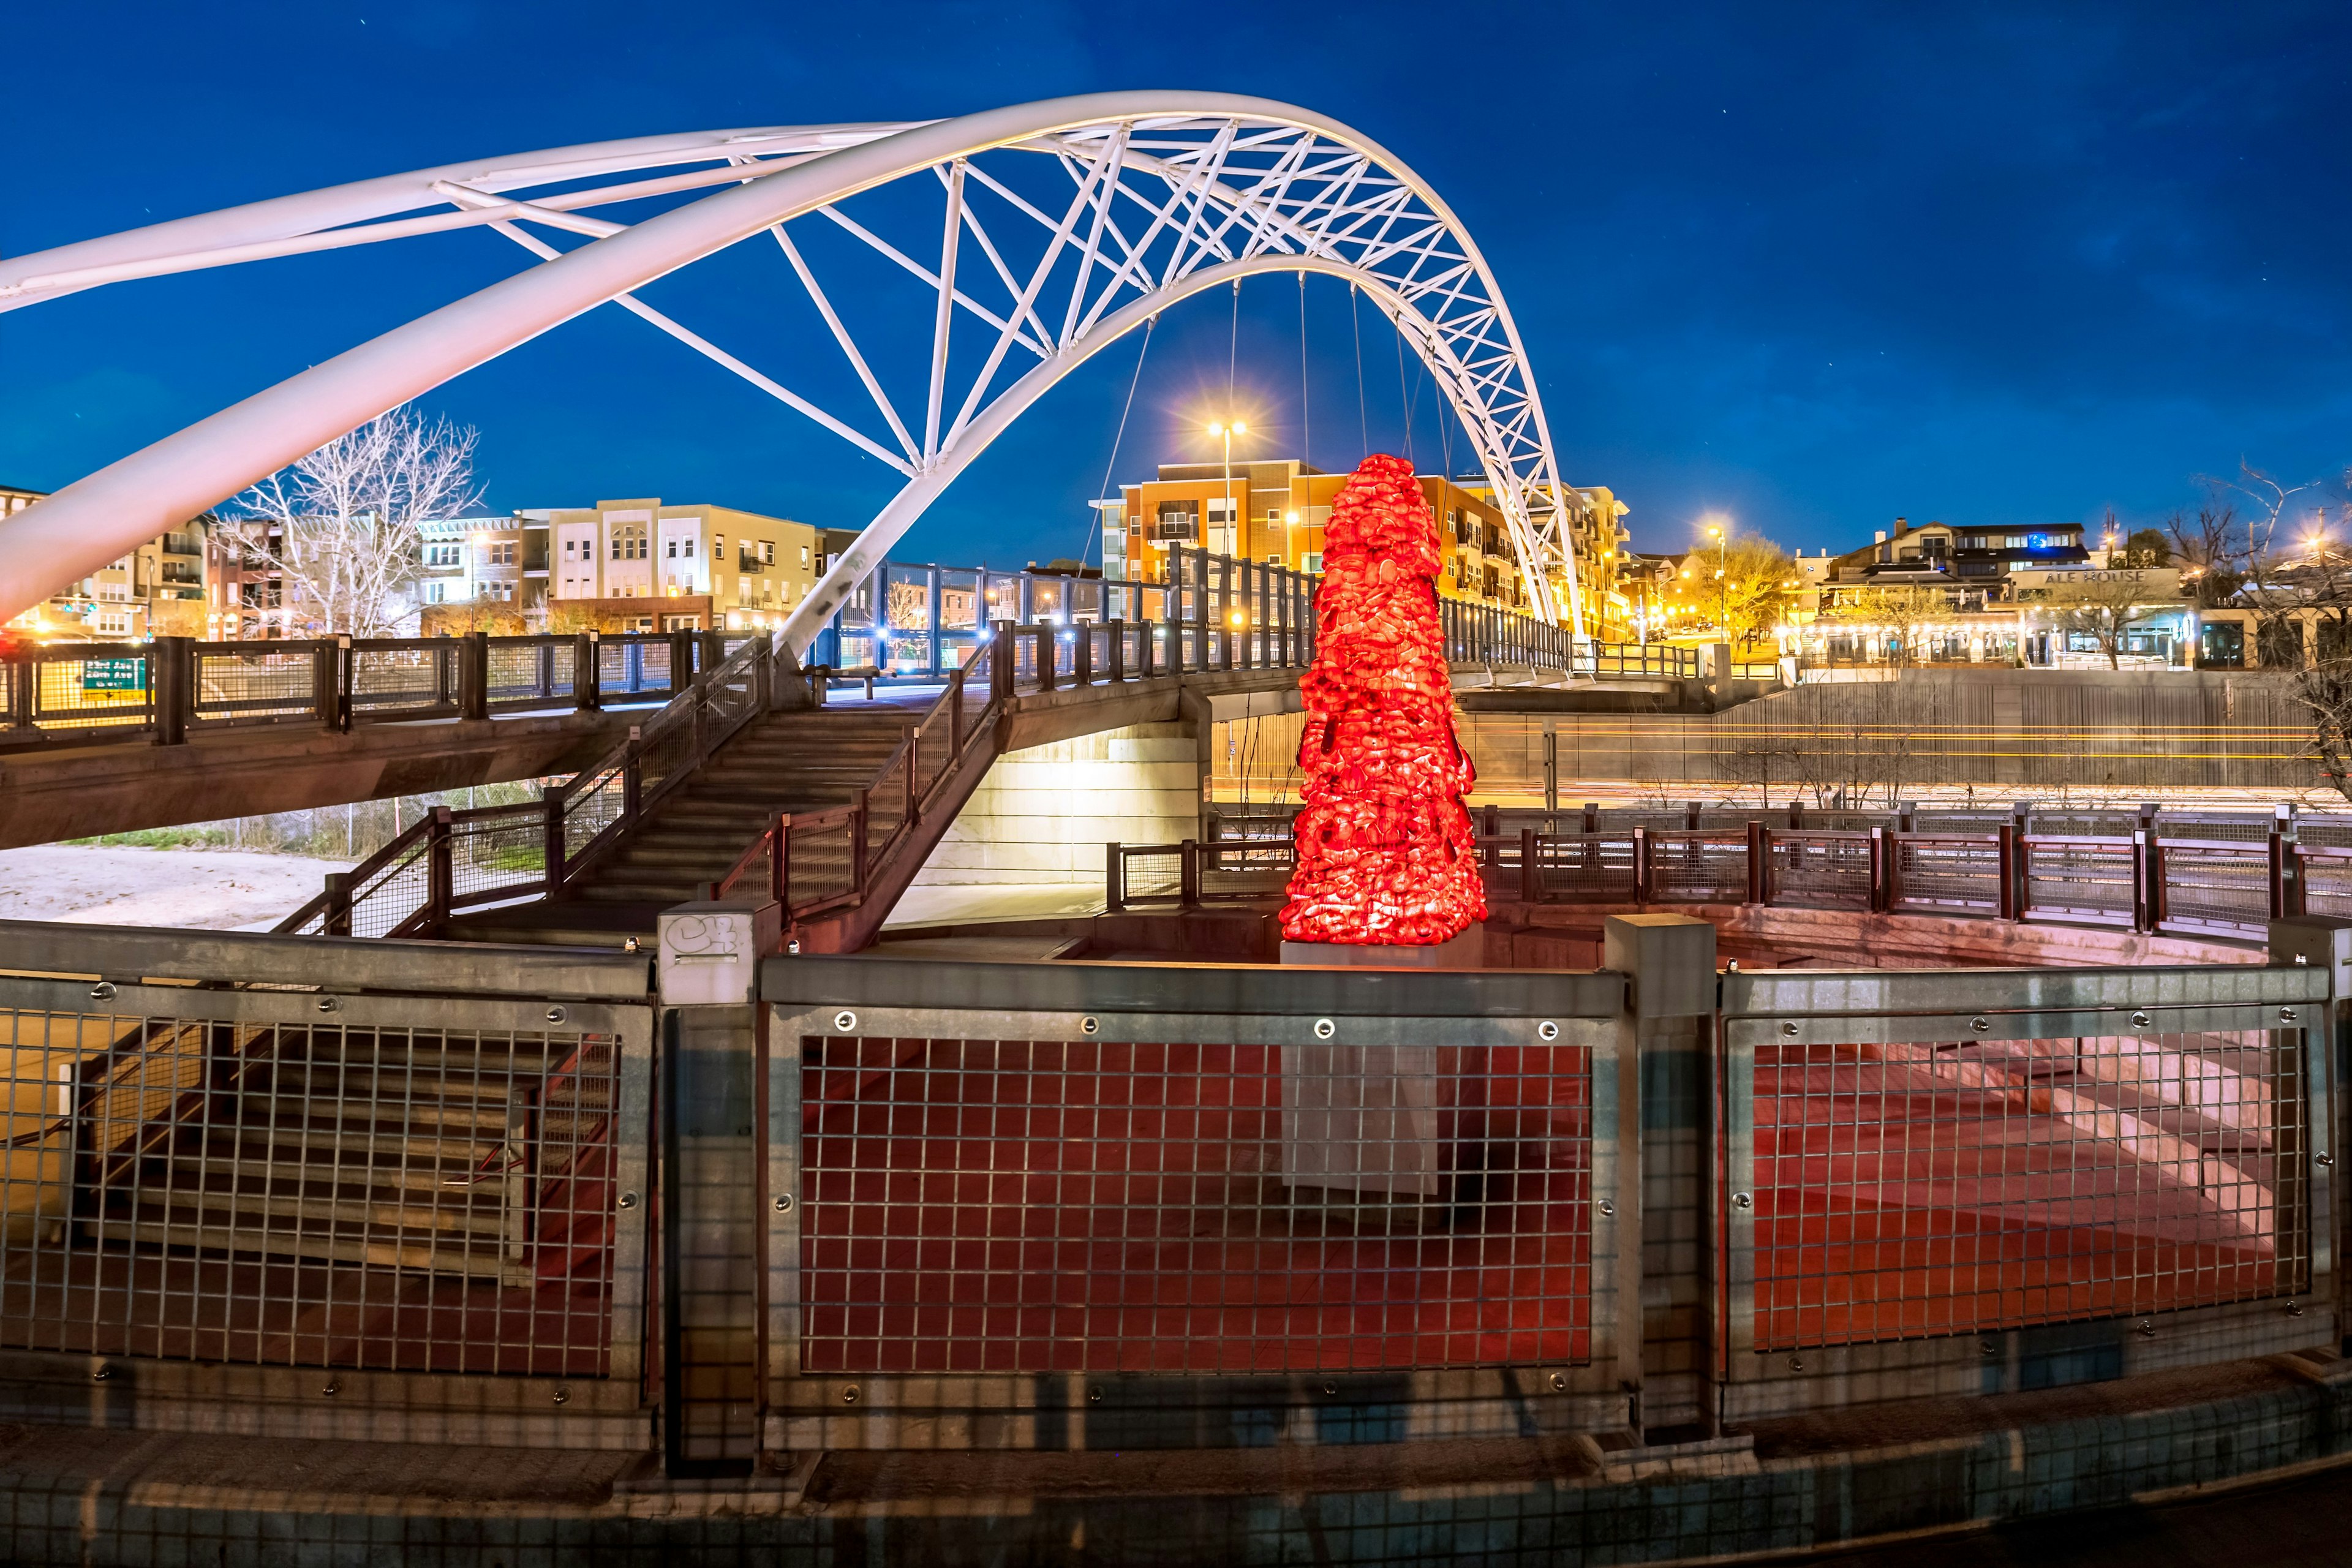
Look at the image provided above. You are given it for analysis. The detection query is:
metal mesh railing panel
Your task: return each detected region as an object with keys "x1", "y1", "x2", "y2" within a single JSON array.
[
  {"x1": 1202, "y1": 841, "x2": 1294, "y2": 895},
  {"x1": 191, "y1": 647, "x2": 317, "y2": 724},
  {"x1": 348, "y1": 835, "x2": 432, "y2": 940},
  {"x1": 28, "y1": 647, "x2": 156, "y2": 732},
  {"x1": 1115, "y1": 846, "x2": 1184, "y2": 902},
  {"x1": 562, "y1": 761, "x2": 627, "y2": 864},
  {"x1": 1746, "y1": 1025, "x2": 2305, "y2": 1351},
  {"x1": 2022, "y1": 837, "x2": 2138, "y2": 924},
  {"x1": 0, "y1": 1001, "x2": 621, "y2": 1375},
  {"x1": 781, "y1": 816, "x2": 858, "y2": 911},
  {"x1": 1763, "y1": 833, "x2": 1875, "y2": 910},
  {"x1": 798, "y1": 1035, "x2": 1594, "y2": 1374},
  {"x1": 1648, "y1": 831, "x2": 1747, "y2": 902},
  {"x1": 1890, "y1": 835, "x2": 2003, "y2": 915},
  {"x1": 2161, "y1": 844, "x2": 2273, "y2": 933},
  {"x1": 486, "y1": 639, "x2": 571, "y2": 709},
  {"x1": 350, "y1": 644, "x2": 454, "y2": 715},
  {"x1": 2301, "y1": 850, "x2": 2352, "y2": 920},
  {"x1": 1534, "y1": 835, "x2": 1638, "y2": 900},
  {"x1": 448, "y1": 807, "x2": 548, "y2": 907}
]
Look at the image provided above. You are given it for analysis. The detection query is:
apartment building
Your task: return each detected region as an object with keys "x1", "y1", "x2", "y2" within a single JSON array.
[
  {"x1": 1111, "y1": 459, "x2": 1607, "y2": 617},
  {"x1": 540, "y1": 499, "x2": 821, "y2": 633},
  {"x1": 2, "y1": 483, "x2": 210, "y2": 640}
]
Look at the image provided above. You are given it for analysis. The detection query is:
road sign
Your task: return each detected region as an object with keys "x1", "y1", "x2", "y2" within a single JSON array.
[{"x1": 80, "y1": 658, "x2": 145, "y2": 692}]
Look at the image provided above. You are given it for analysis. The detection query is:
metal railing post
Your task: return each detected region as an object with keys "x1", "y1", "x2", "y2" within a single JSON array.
[
  {"x1": 1179, "y1": 838, "x2": 1201, "y2": 907},
  {"x1": 317, "y1": 636, "x2": 354, "y2": 731},
  {"x1": 1072, "y1": 622, "x2": 1092, "y2": 686},
  {"x1": 1106, "y1": 842, "x2": 1125, "y2": 913},
  {"x1": 426, "y1": 805, "x2": 454, "y2": 932},
  {"x1": 991, "y1": 620, "x2": 1014, "y2": 701},
  {"x1": 322, "y1": 871, "x2": 353, "y2": 937},
  {"x1": 1872, "y1": 826, "x2": 1891, "y2": 913},
  {"x1": 770, "y1": 811, "x2": 791, "y2": 908},
  {"x1": 458, "y1": 632, "x2": 489, "y2": 723},
  {"x1": 2133, "y1": 829, "x2": 2155, "y2": 932},
  {"x1": 1520, "y1": 826, "x2": 1539, "y2": 903},
  {"x1": 573, "y1": 631, "x2": 600, "y2": 712},
  {"x1": 851, "y1": 790, "x2": 871, "y2": 894},
  {"x1": 1036, "y1": 624, "x2": 1057, "y2": 692},
  {"x1": 623, "y1": 733, "x2": 644, "y2": 822},
  {"x1": 1632, "y1": 825, "x2": 1652, "y2": 905},
  {"x1": 927, "y1": 564, "x2": 944, "y2": 679},
  {"x1": 1746, "y1": 821, "x2": 1766, "y2": 905},
  {"x1": 152, "y1": 636, "x2": 191, "y2": 746},
  {"x1": 1106, "y1": 618, "x2": 1126, "y2": 683},
  {"x1": 543, "y1": 789, "x2": 567, "y2": 892},
  {"x1": 1997, "y1": 823, "x2": 2019, "y2": 921}
]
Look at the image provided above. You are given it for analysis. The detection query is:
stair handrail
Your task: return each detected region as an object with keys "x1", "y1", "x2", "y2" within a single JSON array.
[
  {"x1": 273, "y1": 805, "x2": 441, "y2": 934},
  {"x1": 548, "y1": 630, "x2": 777, "y2": 892},
  {"x1": 714, "y1": 635, "x2": 999, "y2": 916}
]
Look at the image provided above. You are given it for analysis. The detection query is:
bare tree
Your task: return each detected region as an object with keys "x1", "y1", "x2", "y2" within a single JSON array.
[
  {"x1": 1826, "y1": 585, "x2": 1945, "y2": 666},
  {"x1": 230, "y1": 405, "x2": 482, "y2": 637},
  {"x1": 2037, "y1": 571, "x2": 2152, "y2": 668},
  {"x1": 2166, "y1": 503, "x2": 2247, "y2": 608}
]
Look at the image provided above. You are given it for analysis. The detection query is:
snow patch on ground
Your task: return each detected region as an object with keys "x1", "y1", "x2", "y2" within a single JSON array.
[{"x1": 0, "y1": 845, "x2": 353, "y2": 932}]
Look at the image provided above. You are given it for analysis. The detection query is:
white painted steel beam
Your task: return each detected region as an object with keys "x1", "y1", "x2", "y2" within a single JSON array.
[{"x1": 0, "y1": 92, "x2": 1589, "y2": 643}]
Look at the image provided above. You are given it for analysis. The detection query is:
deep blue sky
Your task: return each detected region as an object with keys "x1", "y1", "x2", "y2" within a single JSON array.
[{"x1": 4, "y1": 1, "x2": 2348, "y2": 564}]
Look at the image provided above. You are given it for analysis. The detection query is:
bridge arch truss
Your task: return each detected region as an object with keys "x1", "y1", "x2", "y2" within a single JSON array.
[{"x1": 0, "y1": 92, "x2": 1589, "y2": 644}]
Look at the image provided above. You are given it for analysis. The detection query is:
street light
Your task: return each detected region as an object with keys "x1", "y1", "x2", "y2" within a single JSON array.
[{"x1": 1206, "y1": 417, "x2": 1249, "y2": 557}]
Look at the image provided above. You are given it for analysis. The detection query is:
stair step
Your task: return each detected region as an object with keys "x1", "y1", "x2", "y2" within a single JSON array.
[
  {"x1": 107, "y1": 1167, "x2": 510, "y2": 1237},
  {"x1": 105, "y1": 1216, "x2": 516, "y2": 1278}
]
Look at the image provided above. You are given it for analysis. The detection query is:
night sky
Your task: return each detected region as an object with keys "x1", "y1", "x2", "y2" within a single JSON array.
[{"x1": 3, "y1": 1, "x2": 2346, "y2": 567}]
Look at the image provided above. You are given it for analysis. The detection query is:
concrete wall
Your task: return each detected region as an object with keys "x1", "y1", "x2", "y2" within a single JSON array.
[
  {"x1": 1215, "y1": 668, "x2": 2322, "y2": 801},
  {"x1": 912, "y1": 720, "x2": 1202, "y2": 886}
]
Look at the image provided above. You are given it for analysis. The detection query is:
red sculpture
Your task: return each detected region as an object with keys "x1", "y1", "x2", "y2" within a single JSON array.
[{"x1": 1281, "y1": 454, "x2": 1487, "y2": 945}]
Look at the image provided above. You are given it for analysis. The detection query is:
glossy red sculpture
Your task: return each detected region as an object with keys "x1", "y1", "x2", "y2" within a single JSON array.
[{"x1": 1281, "y1": 454, "x2": 1487, "y2": 944}]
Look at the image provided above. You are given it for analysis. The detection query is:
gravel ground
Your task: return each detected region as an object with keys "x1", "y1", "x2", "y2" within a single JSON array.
[{"x1": 0, "y1": 845, "x2": 353, "y2": 932}]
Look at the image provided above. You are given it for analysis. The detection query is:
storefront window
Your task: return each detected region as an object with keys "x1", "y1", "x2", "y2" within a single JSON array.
[{"x1": 2199, "y1": 622, "x2": 2245, "y2": 667}]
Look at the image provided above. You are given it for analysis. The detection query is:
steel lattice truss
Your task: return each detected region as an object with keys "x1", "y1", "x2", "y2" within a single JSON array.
[{"x1": 0, "y1": 93, "x2": 1586, "y2": 642}]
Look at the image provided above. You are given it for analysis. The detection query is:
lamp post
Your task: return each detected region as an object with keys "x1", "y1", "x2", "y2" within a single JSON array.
[{"x1": 1205, "y1": 418, "x2": 1248, "y2": 557}]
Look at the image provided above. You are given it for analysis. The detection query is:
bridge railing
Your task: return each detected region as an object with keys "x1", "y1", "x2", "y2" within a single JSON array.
[
  {"x1": 1, "y1": 630, "x2": 723, "y2": 751},
  {"x1": 0, "y1": 919, "x2": 2339, "y2": 1469},
  {"x1": 1169, "y1": 802, "x2": 2312, "y2": 942}
]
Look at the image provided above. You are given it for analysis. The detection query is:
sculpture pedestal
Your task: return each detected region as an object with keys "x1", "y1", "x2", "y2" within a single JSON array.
[
  {"x1": 1273, "y1": 924, "x2": 1482, "y2": 1219},
  {"x1": 1276, "y1": 922, "x2": 1485, "y2": 971}
]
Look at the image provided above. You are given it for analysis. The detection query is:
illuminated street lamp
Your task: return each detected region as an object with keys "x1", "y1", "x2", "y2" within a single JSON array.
[{"x1": 1205, "y1": 417, "x2": 1249, "y2": 556}]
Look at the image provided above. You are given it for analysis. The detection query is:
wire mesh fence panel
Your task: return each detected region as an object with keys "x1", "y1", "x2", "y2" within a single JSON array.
[
  {"x1": 2022, "y1": 836, "x2": 2138, "y2": 924},
  {"x1": 1201, "y1": 842, "x2": 1294, "y2": 897},
  {"x1": 1890, "y1": 835, "x2": 2003, "y2": 916},
  {"x1": 350, "y1": 643, "x2": 454, "y2": 717},
  {"x1": 192, "y1": 646, "x2": 319, "y2": 725},
  {"x1": 486, "y1": 639, "x2": 569, "y2": 710},
  {"x1": 349, "y1": 834, "x2": 433, "y2": 939},
  {"x1": 1647, "y1": 831, "x2": 1747, "y2": 903},
  {"x1": 635, "y1": 715, "x2": 698, "y2": 809},
  {"x1": 1115, "y1": 846, "x2": 1185, "y2": 903},
  {"x1": 1741, "y1": 1023, "x2": 2305, "y2": 1352},
  {"x1": 597, "y1": 638, "x2": 676, "y2": 701},
  {"x1": 1535, "y1": 835, "x2": 1639, "y2": 901},
  {"x1": 781, "y1": 815, "x2": 858, "y2": 911},
  {"x1": 1763, "y1": 833, "x2": 1875, "y2": 910},
  {"x1": 2296, "y1": 816, "x2": 2352, "y2": 851},
  {"x1": 2156, "y1": 813, "x2": 2271, "y2": 845},
  {"x1": 2160, "y1": 843, "x2": 2274, "y2": 934},
  {"x1": 1912, "y1": 810, "x2": 2014, "y2": 835},
  {"x1": 2300, "y1": 849, "x2": 2352, "y2": 919},
  {"x1": 0, "y1": 984, "x2": 643, "y2": 1378},
  {"x1": 448, "y1": 807, "x2": 549, "y2": 909},
  {"x1": 562, "y1": 760, "x2": 627, "y2": 865},
  {"x1": 26, "y1": 646, "x2": 154, "y2": 733},
  {"x1": 796, "y1": 1033, "x2": 1594, "y2": 1374}
]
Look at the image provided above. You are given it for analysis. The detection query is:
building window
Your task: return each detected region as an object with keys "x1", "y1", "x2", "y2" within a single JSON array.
[
  {"x1": 1155, "y1": 502, "x2": 1198, "y2": 541},
  {"x1": 714, "y1": 535, "x2": 725, "y2": 560}
]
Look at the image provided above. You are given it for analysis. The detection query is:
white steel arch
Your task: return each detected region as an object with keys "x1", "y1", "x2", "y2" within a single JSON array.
[{"x1": 0, "y1": 92, "x2": 1590, "y2": 644}]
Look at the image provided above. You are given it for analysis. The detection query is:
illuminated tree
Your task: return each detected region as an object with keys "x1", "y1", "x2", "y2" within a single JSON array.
[{"x1": 1281, "y1": 454, "x2": 1486, "y2": 946}]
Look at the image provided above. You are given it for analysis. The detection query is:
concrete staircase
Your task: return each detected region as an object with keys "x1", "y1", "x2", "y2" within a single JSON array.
[
  {"x1": 83, "y1": 1021, "x2": 595, "y2": 1282},
  {"x1": 446, "y1": 701, "x2": 930, "y2": 950}
]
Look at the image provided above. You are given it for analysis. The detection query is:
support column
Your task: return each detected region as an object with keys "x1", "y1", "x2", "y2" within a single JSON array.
[
  {"x1": 1605, "y1": 911, "x2": 1719, "y2": 1437},
  {"x1": 656, "y1": 895, "x2": 783, "y2": 1476}
]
